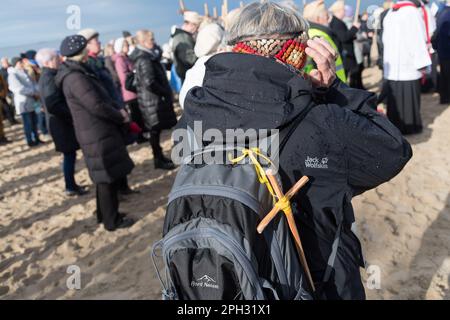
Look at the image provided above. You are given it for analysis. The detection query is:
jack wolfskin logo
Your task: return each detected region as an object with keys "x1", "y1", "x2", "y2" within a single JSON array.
[
  {"x1": 191, "y1": 275, "x2": 219, "y2": 289},
  {"x1": 305, "y1": 156, "x2": 329, "y2": 169}
]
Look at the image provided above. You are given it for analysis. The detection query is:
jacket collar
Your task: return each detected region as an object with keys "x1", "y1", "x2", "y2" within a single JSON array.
[{"x1": 132, "y1": 46, "x2": 159, "y2": 62}]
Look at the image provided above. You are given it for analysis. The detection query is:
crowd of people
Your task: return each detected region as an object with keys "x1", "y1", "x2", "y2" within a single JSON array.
[
  {"x1": 0, "y1": 0, "x2": 449, "y2": 299},
  {"x1": 0, "y1": 7, "x2": 234, "y2": 231}
]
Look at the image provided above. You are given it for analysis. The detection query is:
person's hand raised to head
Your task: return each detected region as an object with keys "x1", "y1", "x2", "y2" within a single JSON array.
[{"x1": 305, "y1": 38, "x2": 337, "y2": 88}]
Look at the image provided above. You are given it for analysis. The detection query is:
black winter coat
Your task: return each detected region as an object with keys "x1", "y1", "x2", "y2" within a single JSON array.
[
  {"x1": 171, "y1": 28, "x2": 197, "y2": 81},
  {"x1": 86, "y1": 55, "x2": 124, "y2": 108},
  {"x1": 55, "y1": 60, "x2": 134, "y2": 184},
  {"x1": 38, "y1": 67, "x2": 79, "y2": 153},
  {"x1": 178, "y1": 53, "x2": 412, "y2": 300},
  {"x1": 330, "y1": 16, "x2": 358, "y2": 71},
  {"x1": 130, "y1": 47, "x2": 177, "y2": 131}
]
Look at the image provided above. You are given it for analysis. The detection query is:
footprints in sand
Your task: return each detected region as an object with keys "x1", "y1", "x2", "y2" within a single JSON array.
[
  {"x1": 0, "y1": 122, "x2": 177, "y2": 299},
  {"x1": 354, "y1": 82, "x2": 450, "y2": 300}
]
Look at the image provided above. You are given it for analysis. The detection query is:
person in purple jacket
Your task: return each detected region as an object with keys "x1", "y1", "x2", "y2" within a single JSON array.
[{"x1": 113, "y1": 37, "x2": 146, "y2": 143}]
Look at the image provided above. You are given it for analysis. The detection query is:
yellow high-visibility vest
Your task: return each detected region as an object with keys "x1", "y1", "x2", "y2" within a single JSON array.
[{"x1": 304, "y1": 27, "x2": 347, "y2": 83}]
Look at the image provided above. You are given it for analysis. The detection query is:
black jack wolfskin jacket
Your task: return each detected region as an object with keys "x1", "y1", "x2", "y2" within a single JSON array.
[{"x1": 177, "y1": 52, "x2": 412, "y2": 300}]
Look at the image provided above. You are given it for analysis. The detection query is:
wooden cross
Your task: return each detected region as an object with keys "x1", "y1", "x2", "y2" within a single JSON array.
[
  {"x1": 222, "y1": 0, "x2": 229, "y2": 18},
  {"x1": 257, "y1": 172, "x2": 316, "y2": 292}
]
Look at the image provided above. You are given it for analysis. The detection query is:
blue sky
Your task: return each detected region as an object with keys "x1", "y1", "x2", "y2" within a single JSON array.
[{"x1": 0, "y1": 0, "x2": 385, "y2": 58}]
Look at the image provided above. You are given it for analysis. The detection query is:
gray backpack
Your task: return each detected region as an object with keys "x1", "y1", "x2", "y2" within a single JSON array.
[{"x1": 152, "y1": 109, "x2": 315, "y2": 300}]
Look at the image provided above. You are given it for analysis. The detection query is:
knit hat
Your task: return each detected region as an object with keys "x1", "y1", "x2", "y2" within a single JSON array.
[
  {"x1": 114, "y1": 37, "x2": 126, "y2": 54},
  {"x1": 303, "y1": 0, "x2": 327, "y2": 21},
  {"x1": 233, "y1": 32, "x2": 309, "y2": 72},
  {"x1": 184, "y1": 11, "x2": 203, "y2": 25},
  {"x1": 11, "y1": 57, "x2": 22, "y2": 67},
  {"x1": 60, "y1": 35, "x2": 88, "y2": 57},
  {"x1": 195, "y1": 22, "x2": 225, "y2": 58},
  {"x1": 330, "y1": 0, "x2": 345, "y2": 14},
  {"x1": 78, "y1": 28, "x2": 99, "y2": 41}
]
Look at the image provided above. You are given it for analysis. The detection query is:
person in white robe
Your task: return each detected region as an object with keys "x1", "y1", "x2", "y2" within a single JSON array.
[{"x1": 382, "y1": 0, "x2": 432, "y2": 134}]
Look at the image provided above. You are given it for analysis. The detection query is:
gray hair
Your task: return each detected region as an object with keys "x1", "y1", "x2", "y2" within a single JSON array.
[
  {"x1": 35, "y1": 48, "x2": 58, "y2": 68},
  {"x1": 227, "y1": 1, "x2": 309, "y2": 45}
]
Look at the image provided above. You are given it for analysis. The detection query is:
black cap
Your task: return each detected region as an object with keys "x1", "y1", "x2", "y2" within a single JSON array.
[
  {"x1": 123, "y1": 30, "x2": 132, "y2": 38},
  {"x1": 11, "y1": 57, "x2": 22, "y2": 67},
  {"x1": 20, "y1": 50, "x2": 37, "y2": 60},
  {"x1": 60, "y1": 35, "x2": 88, "y2": 57},
  {"x1": 25, "y1": 50, "x2": 37, "y2": 60}
]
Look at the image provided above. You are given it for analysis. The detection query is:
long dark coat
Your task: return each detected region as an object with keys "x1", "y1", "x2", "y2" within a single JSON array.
[
  {"x1": 38, "y1": 67, "x2": 79, "y2": 153},
  {"x1": 330, "y1": 16, "x2": 359, "y2": 73},
  {"x1": 55, "y1": 60, "x2": 134, "y2": 184}
]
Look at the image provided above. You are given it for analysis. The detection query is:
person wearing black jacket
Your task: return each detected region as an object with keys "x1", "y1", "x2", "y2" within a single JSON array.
[
  {"x1": 130, "y1": 30, "x2": 177, "y2": 170},
  {"x1": 0, "y1": 72, "x2": 11, "y2": 144},
  {"x1": 56, "y1": 35, "x2": 135, "y2": 232},
  {"x1": 178, "y1": 2, "x2": 412, "y2": 299},
  {"x1": 1, "y1": 57, "x2": 18, "y2": 126},
  {"x1": 78, "y1": 29, "x2": 125, "y2": 108},
  {"x1": 329, "y1": 1, "x2": 360, "y2": 87},
  {"x1": 78, "y1": 28, "x2": 137, "y2": 196},
  {"x1": 434, "y1": 2, "x2": 450, "y2": 104},
  {"x1": 36, "y1": 48, "x2": 87, "y2": 196},
  {"x1": 171, "y1": 11, "x2": 203, "y2": 82}
]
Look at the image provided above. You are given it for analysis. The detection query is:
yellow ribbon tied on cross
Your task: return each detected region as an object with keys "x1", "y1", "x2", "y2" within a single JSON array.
[{"x1": 229, "y1": 148, "x2": 280, "y2": 206}]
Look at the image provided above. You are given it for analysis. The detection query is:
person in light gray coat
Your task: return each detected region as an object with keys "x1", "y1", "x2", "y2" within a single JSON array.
[{"x1": 8, "y1": 57, "x2": 41, "y2": 147}]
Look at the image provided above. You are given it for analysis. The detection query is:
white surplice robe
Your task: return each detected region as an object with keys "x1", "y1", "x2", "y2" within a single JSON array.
[{"x1": 382, "y1": 1, "x2": 432, "y2": 81}]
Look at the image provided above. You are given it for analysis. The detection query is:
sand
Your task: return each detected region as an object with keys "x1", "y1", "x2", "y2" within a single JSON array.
[{"x1": 1, "y1": 67, "x2": 449, "y2": 300}]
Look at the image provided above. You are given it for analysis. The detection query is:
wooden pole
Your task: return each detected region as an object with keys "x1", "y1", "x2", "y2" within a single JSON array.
[
  {"x1": 354, "y1": 0, "x2": 361, "y2": 24},
  {"x1": 240, "y1": 1, "x2": 244, "y2": 9},
  {"x1": 204, "y1": 3, "x2": 210, "y2": 17},
  {"x1": 223, "y1": 0, "x2": 229, "y2": 17},
  {"x1": 179, "y1": 0, "x2": 186, "y2": 14},
  {"x1": 213, "y1": 6, "x2": 218, "y2": 19}
]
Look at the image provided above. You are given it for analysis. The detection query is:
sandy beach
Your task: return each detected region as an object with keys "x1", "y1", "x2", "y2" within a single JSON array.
[{"x1": 1, "y1": 67, "x2": 449, "y2": 300}]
